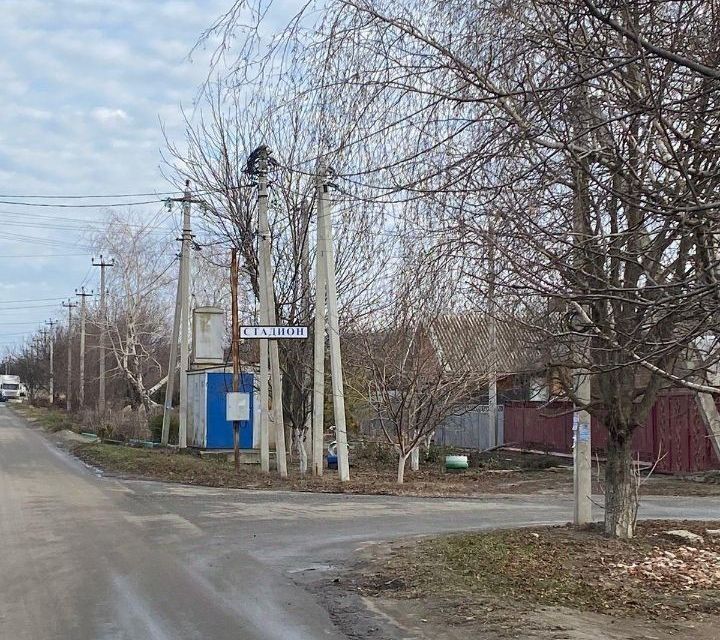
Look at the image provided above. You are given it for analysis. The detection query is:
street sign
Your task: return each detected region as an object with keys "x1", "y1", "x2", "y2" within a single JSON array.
[{"x1": 240, "y1": 326, "x2": 308, "y2": 339}]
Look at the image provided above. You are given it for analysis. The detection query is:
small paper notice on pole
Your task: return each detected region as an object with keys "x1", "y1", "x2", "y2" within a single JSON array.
[
  {"x1": 577, "y1": 423, "x2": 591, "y2": 443},
  {"x1": 226, "y1": 392, "x2": 250, "y2": 422}
]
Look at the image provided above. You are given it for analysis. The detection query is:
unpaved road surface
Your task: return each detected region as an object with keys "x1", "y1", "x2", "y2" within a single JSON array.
[{"x1": 3, "y1": 406, "x2": 720, "y2": 639}]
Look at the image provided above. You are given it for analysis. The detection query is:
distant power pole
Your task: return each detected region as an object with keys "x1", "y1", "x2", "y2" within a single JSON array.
[
  {"x1": 92, "y1": 255, "x2": 114, "y2": 413},
  {"x1": 62, "y1": 300, "x2": 78, "y2": 411},
  {"x1": 75, "y1": 287, "x2": 93, "y2": 408},
  {"x1": 45, "y1": 320, "x2": 56, "y2": 402}
]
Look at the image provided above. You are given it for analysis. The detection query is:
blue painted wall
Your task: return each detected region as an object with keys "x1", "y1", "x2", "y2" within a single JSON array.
[{"x1": 206, "y1": 372, "x2": 254, "y2": 449}]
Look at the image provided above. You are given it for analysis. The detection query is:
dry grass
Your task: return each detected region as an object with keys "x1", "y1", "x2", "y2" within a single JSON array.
[
  {"x1": 356, "y1": 521, "x2": 720, "y2": 622},
  {"x1": 72, "y1": 440, "x2": 720, "y2": 498}
]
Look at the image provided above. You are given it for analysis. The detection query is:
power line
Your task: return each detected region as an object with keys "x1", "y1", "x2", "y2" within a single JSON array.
[
  {"x1": 0, "y1": 253, "x2": 90, "y2": 259},
  {"x1": 0, "y1": 297, "x2": 73, "y2": 304},
  {"x1": 0, "y1": 190, "x2": 186, "y2": 199},
  {"x1": 0, "y1": 198, "x2": 165, "y2": 208}
]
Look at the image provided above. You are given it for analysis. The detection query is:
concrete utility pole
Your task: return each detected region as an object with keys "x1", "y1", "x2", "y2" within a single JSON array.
[
  {"x1": 178, "y1": 183, "x2": 192, "y2": 449},
  {"x1": 230, "y1": 248, "x2": 241, "y2": 471},
  {"x1": 574, "y1": 365, "x2": 592, "y2": 525},
  {"x1": 488, "y1": 218, "x2": 498, "y2": 449},
  {"x1": 45, "y1": 320, "x2": 56, "y2": 402},
  {"x1": 312, "y1": 175, "x2": 328, "y2": 476},
  {"x1": 314, "y1": 166, "x2": 350, "y2": 482},
  {"x1": 572, "y1": 158, "x2": 593, "y2": 526},
  {"x1": 75, "y1": 287, "x2": 92, "y2": 408},
  {"x1": 299, "y1": 199, "x2": 312, "y2": 475},
  {"x1": 161, "y1": 263, "x2": 182, "y2": 446},
  {"x1": 162, "y1": 181, "x2": 199, "y2": 449},
  {"x1": 92, "y1": 255, "x2": 114, "y2": 413},
  {"x1": 252, "y1": 146, "x2": 287, "y2": 477},
  {"x1": 62, "y1": 300, "x2": 77, "y2": 411}
]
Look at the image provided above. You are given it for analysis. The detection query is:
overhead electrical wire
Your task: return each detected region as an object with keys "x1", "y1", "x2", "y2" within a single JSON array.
[
  {"x1": 0, "y1": 297, "x2": 72, "y2": 304},
  {"x1": 0, "y1": 198, "x2": 168, "y2": 208},
  {"x1": 0, "y1": 190, "x2": 187, "y2": 199}
]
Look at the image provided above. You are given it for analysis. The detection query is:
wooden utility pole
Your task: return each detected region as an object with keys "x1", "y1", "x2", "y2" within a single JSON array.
[
  {"x1": 61, "y1": 300, "x2": 77, "y2": 411},
  {"x1": 249, "y1": 146, "x2": 287, "y2": 476},
  {"x1": 230, "y1": 248, "x2": 241, "y2": 471},
  {"x1": 314, "y1": 165, "x2": 350, "y2": 482},
  {"x1": 92, "y1": 255, "x2": 114, "y2": 413},
  {"x1": 75, "y1": 287, "x2": 93, "y2": 408},
  {"x1": 45, "y1": 320, "x2": 56, "y2": 403}
]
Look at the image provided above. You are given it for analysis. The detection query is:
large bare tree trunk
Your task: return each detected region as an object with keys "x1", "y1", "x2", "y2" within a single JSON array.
[{"x1": 604, "y1": 429, "x2": 637, "y2": 539}]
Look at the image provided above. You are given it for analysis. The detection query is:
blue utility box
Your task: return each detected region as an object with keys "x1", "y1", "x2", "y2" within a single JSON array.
[{"x1": 187, "y1": 369, "x2": 255, "y2": 449}]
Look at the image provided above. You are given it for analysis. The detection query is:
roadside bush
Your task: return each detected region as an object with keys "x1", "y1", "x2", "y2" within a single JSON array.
[
  {"x1": 425, "y1": 443, "x2": 455, "y2": 465},
  {"x1": 352, "y1": 439, "x2": 396, "y2": 467},
  {"x1": 85, "y1": 408, "x2": 153, "y2": 442},
  {"x1": 148, "y1": 411, "x2": 178, "y2": 444}
]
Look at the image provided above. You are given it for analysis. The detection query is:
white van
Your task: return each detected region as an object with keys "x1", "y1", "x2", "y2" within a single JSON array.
[{"x1": 1, "y1": 375, "x2": 22, "y2": 401}]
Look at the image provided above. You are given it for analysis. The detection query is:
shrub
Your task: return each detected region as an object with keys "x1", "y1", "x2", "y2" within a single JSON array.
[{"x1": 148, "y1": 412, "x2": 178, "y2": 444}]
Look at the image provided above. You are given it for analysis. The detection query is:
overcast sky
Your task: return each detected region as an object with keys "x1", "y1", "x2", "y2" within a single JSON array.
[{"x1": 0, "y1": 0, "x2": 231, "y2": 351}]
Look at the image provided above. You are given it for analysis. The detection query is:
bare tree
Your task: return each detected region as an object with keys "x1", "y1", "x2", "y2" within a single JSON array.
[
  {"x1": 92, "y1": 212, "x2": 175, "y2": 411},
  {"x1": 199, "y1": 0, "x2": 720, "y2": 537},
  {"x1": 350, "y1": 250, "x2": 473, "y2": 483},
  {"x1": 163, "y1": 81, "x2": 395, "y2": 460}
]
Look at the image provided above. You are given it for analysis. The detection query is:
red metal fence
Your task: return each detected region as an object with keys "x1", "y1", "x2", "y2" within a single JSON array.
[{"x1": 504, "y1": 393, "x2": 720, "y2": 474}]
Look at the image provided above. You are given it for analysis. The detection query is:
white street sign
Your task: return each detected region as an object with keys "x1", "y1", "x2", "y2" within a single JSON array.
[{"x1": 240, "y1": 326, "x2": 308, "y2": 339}]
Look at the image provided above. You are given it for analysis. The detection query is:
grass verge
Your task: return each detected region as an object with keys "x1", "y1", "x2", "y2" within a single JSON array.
[
  {"x1": 356, "y1": 521, "x2": 720, "y2": 623},
  {"x1": 11, "y1": 403, "x2": 76, "y2": 432}
]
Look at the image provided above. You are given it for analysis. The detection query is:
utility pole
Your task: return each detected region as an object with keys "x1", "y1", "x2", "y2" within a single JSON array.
[
  {"x1": 178, "y1": 184, "x2": 192, "y2": 450},
  {"x1": 75, "y1": 287, "x2": 93, "y2": 408},
  {"x1": 572, "y1": 159, "x2": 593, "y2": 526},
  {"x1": 231, "y1": 248, "x2": 241, "y2": 471},
  {"x1": 251, "y1": 146, "x2": 287, "y2": 476},
  {"x1": 312, "y1": 176, "x2": 328, "y2": 476},
  {"x1": 315, "y1": 165, "x2": 350, "y2": 482},
  {"x1": 92, "y1": 255, "x2": 114, "y2": 413},
  {"x1": 574, "y1": 365, "x2": 592, "y2": 525},
  {"x1": 45, "y1": 320, "x2": 56, "y2": 403},
  {"x1": 162, "y1": 181, "x2": 200, "y2": 449},
  {"x1": 488, "y1": 217, "x2": 498, "y2": 449},
  {"x1": 299, "y1": 199, "x2": 311, "y2": 475},
  {"x1": 161, "y1": 262, "x2": 182, "y2": 446},
  {"x1": 62, "y1": 300, "x2": 77, "y2": 411}
]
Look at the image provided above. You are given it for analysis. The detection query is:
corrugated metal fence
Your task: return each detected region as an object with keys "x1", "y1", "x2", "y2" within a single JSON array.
[{"x1": 504, "y1": 393, "x2": 720, "y2": 474}]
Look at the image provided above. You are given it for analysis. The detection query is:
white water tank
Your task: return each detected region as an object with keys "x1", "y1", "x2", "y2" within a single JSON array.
[{"x1": 192, "y1": 306, "x2": 225, "y2": 367}]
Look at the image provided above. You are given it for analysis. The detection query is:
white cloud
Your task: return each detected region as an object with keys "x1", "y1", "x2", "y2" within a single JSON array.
[{"x1": 90, "y1": 107, "x2": 130, "y2": 125}]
